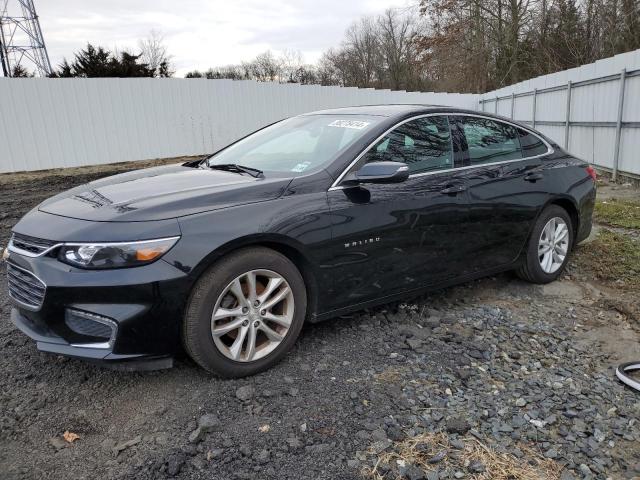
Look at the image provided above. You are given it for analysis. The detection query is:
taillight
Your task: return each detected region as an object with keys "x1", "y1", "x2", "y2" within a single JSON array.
[{"x1": 586, "y1": 166, "x2": 597, "y2": 181}]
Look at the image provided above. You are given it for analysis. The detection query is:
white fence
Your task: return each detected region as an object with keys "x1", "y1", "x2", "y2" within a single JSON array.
[
  {"x1": 0, "y1": 79, "x2": 478, "y2": 173},
  {"x1": 480, "y1": 49, "x2": 640, "y2": 179},
  {"x1": 3, "y1": 49, "x2": 640, "y2": 176}
]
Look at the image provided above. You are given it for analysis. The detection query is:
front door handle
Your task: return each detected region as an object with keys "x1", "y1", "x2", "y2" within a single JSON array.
[
  {"x1": 439, "y1": 184, "x2": 468, "y2": 195},
  {"x1": 524, "y1": 172, "x2": 544, "y2": 182}
]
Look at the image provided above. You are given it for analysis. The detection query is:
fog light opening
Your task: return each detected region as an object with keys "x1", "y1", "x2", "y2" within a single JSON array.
[{"x1": 65, "y1": 309, "x2": 117, "y2": 349}]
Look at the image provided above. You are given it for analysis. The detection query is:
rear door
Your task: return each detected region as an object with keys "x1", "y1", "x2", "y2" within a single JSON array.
[
  {"x1": 452, "y1": 115, "x2": 552, "y2": 274},
  {"x1": 325, "y1": 115, "x2": 470, "y2": 310}
]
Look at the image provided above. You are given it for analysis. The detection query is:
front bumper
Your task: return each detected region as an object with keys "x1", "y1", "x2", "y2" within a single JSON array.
[
  {"x1": 5, "y1": 250, "x2": 192, "y2": 370},
  {"x1": 11, "y1": 308, "x2": 173, "y2": 370}
]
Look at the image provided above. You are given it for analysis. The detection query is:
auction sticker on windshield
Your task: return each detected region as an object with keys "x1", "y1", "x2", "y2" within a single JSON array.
[
  {"x1": 291, "y1": 161, "x2": 311, "y2": 172},
  {"x1": 328, "y1": 120, "x2": 370, "y2": 130}
]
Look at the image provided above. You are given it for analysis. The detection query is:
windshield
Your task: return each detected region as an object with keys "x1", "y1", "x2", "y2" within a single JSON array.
[{"x1": 207, "y1": 115, "x2": 381, "y2": 175}]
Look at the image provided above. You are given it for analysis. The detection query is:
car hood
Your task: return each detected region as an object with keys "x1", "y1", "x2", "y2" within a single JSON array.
[{"x1": 38, "y1": 164, "x2": 293, "y2": 222}]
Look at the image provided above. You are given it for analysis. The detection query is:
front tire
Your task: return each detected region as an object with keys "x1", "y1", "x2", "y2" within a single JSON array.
[
  {"x1": 516, "y1": 205, "x2": 573, "y2": 284},
  {"x1": 182, "y1": 247, "x2": 307, "y2": 377}
]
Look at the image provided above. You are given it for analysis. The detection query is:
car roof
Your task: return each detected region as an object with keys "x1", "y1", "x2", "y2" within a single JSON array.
[
  {"x1": 301, "y1": 104, "x2": 557, "y2": 147},
  {"x1": 303, "y1": 104, "x2": 483, "y2": 118}
]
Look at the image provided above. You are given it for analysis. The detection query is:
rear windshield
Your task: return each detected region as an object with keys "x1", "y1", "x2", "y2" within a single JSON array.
[{"x1": 208, "y1": 115, "x2": 381, "y2": 174}]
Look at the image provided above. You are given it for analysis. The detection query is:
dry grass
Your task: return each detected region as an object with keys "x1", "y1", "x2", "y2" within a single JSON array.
[
  {"x1": 572, "y1": 228, "x2": 640, "y2": 290},
  {"x1": 362, "y1": 432, "x2": 563, "y2": 480},
  {"x1": 373, "y1": 367, "x2": 409, "y2": 384},
  {"x1": 595, "y1": 198, "x2": 640, "y2": 230}
]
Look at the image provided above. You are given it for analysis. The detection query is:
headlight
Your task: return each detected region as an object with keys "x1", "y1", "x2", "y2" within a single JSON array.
[{"x1": 58, "y1": 237, "x2": 179, "y2": 269}]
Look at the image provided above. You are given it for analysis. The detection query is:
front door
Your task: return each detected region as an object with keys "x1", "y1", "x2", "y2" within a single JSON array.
[{"x1": 325, "y1": 115, "x2": 469, "y2": 310}]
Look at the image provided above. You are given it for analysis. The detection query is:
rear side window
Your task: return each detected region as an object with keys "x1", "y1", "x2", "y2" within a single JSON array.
[
  {"x1": 362, "y1": 116, "x2": 453, "y2": 174},
  {"x1": 460, "y1": 117, "x2": 522, "y2": 165},
  {"x1": 517, "y1": 128, "x2": 549, "y2": 157}
]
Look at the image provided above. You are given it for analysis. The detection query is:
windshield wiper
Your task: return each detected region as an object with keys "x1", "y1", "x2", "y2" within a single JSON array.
[{"x1": 206, "y1": 163, "x2": 264, "y2": 178}]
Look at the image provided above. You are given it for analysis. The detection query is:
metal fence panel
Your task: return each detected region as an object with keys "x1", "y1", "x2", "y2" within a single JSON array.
[
  {"x1": 537, "y1": 125, "x2": 565, "y2": 145},
  {"x1": 480, "y1": 48, "x2": 640, "y2": 179},
  {"x1": 513, "y1": 95, "x2": 533, "y2": 122},
  {"x1": 620, "y1": 128, "x2": 640, "y2": 173},
  {"x1": 536, "y1": 89, "x2": 566, "y2": 122},
  {"x1": 0, "y1": 78, "x2": 479, "y2": 173},
  {"x1": 624, "y1": 75, "x2": 640, "y2": 122}
]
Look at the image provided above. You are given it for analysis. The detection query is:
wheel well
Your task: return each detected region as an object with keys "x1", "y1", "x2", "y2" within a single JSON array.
[
  {"x1": 549, "y1": 198, "x2": 579, "y2": 242},
  {"x1": 199, "y1": 241, "x2": 319, "y2": 322},
  {"x1": 260, "y1": 242, "x2": 319, "y2": 320}
]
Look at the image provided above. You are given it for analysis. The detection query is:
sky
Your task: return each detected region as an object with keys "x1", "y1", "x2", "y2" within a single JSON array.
[{"x1": 28, "y1": 0, "x2": 412, "y2": 76}]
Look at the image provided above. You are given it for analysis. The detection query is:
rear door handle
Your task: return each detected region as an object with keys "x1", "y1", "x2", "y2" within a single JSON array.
[
  {"x1": 524, "y1": 172, "x2": 544, "y2": 182},
  {"x1": 439, "y1": 184, "x2": 468, "y2": 195}
]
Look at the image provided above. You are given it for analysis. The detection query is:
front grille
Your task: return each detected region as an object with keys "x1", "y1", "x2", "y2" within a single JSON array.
[
  {"x1": 7, "y1": 263, "x2": 46, "y2": 310},
  {"x1": 10, "y1": 233, "x2": 57, "y2": 256}
]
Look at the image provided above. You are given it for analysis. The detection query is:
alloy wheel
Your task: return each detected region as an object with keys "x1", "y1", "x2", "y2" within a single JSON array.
[
  {"x1": 538, "y1": 217, "x2": 569, "y2": 274},
  {"x1": 210, "y1": 269, "x2": 294, "y2": 362}
]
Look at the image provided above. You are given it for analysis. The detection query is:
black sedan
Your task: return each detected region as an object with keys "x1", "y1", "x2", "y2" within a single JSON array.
[{"x1": 5, "y1": 105, "x2": 596, "y2": 377}]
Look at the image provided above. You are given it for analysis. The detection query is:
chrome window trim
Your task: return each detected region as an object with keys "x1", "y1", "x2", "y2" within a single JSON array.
[
  {"x1": 6, "y1": 262, "x2": 47, "y2": 312},
  {"x1": 328, "y1": 112, "x2": 554, "y2": 191}
]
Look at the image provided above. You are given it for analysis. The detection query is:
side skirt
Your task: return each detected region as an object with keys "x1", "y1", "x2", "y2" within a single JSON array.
[{"x1": 310, "y1": 262, "x2": 520, "y2": 323}]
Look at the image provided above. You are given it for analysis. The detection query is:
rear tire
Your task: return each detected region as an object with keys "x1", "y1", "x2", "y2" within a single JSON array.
[
  {"x1": 516, "y1": 205, "x2": 573, "y2": 284},
  {"x1": 182, "y1": 247, "x2": 307, "y2": 377}
]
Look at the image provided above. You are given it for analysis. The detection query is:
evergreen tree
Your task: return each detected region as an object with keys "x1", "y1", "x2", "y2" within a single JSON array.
[{"x1": 53, "y1": 43, "x2": 157, "y2": 77}]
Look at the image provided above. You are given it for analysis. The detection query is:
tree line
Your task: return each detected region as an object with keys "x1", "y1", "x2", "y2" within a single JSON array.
[
  {"x1": 13, "y1": 2, "x2": 639, "y2": 93},
  {"x1": 185, "y1": 0, "x2": 640, "y2": 93},
  {"x1": 417, "y1": 0, "x2": 640, "y2": 93},
  {"x1": 185, "y1": 9, "x2": 428, "y2": 91}
]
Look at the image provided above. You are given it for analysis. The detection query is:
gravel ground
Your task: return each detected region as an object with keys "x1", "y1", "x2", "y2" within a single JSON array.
[{"x1": 1, "y1": 163, "x2": 639, "y2": 480}]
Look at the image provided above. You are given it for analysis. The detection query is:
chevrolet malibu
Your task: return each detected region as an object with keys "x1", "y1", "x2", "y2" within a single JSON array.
[{"x1": 5, "y1": 105, "x2": 596, "y2": 377}]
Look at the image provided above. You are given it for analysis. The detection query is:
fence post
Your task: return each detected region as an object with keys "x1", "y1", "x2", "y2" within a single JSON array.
[
  {"x1": 494, "y1": 96, "x2": 498, "y2": 114},
  {"x1": 564, "y1": 81, "x2": 572, "y2": 149},
  {"x1": 532, "y1": 88, "x2": 537, "y2": 128},
  {"x1": 510, "y1": 93, "x2": 515, "y2": 119},
  {"x1": 613, "y1": 69, "x2": 626, "y2": 182}
]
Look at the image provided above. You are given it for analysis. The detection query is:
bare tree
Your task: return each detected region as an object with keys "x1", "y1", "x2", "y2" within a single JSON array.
[
  {"x1": 317, "y1": 49, "x2": 345, "y2": 85},
  {"x1": 377, "y1": 9, "x2": 426, "y2": 90},
  {"x1": 344, "y1": 16, "x2": 381, "y2": 87},
  {"x1": 246, "y1": 50, "x2": 282, "y2": 82},
  {"x1": 138, "y1": 29, "x2": 174, "y2": 77},
  {"x1": 280, "y1": 49, "x2": 304, "y2": 82}
]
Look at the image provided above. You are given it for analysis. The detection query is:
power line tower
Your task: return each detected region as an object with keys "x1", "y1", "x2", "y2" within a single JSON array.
[{"x1": 0, "y1": 0, "x2": 52, "y2": 77}]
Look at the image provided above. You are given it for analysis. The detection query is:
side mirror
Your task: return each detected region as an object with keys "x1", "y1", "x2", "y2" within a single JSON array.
[{"x1": 344, "y1": 161, "x2": 409, "y2": 185}]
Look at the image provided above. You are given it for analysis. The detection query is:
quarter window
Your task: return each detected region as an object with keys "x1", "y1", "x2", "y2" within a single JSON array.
[
  {"x1": 460, "y1": 117, "x2": 522, "y2": 165},
  {"x1": 361, "y1": 116, "x2": 453, "y2": 174},
  {"x1": 517, "y1": 128, "x2": 548, "y2": 157}
]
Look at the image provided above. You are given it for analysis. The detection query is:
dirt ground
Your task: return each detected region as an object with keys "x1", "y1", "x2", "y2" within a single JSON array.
[{"x1": 0, "y1": 161, "x2": 639, "y2": 480}]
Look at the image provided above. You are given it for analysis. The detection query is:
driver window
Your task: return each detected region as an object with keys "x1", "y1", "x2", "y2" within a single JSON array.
[{"x1": 361, "y1": 116, "x2": 453, "y2": 175}]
